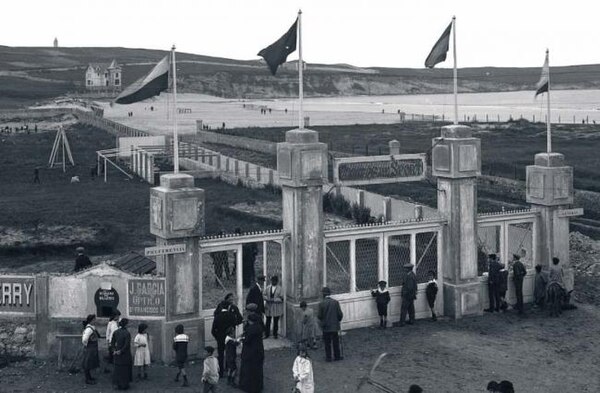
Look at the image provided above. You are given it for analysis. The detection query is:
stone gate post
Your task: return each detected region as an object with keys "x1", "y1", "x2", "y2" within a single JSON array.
[
  {"x1": 277, "y1": 128, "x2": 327, "y2": 340},
  {"x1": 526, "y1": 153, "x2": 574, "y2": 268},
  {"x1": 150, "y1": 173, "x2": 205, "y2": 361},
  {"x1": 432, "y1": 125, "x2": 481, "y2": 318}
]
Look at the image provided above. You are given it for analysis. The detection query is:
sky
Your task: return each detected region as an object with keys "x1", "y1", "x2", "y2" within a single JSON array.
[{"x1": 2, "y1": 0, "x2": 600, "y2": 68}]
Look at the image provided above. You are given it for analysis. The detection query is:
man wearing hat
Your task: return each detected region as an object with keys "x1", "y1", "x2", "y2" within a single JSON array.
[
  {"x1": 317, "y1": 287, "x2": 344, "y2": 361},
  {"x1": 73, "y1": 246, "x2": 92, "y2": 272},
  {"x1": 399, "y1": 263, "x2": 417, "y2": 326},
  {"x1": 246, "y1": 275, "x2": 266, "y2": 333},
  {"x1": 484, "y1": 254, "x2": 503, "y2": 312},
  {"x1": 511, "y1": 254, "x2": 527, "y2": 314}
]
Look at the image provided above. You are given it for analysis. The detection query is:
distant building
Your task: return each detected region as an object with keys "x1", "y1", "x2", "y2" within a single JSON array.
[
  {"x1": 85, "y1": 60, "x2": 122, "y2": 91},
  {"x1": 53, "y1": 37, "x2": 58, "y2": 48}
]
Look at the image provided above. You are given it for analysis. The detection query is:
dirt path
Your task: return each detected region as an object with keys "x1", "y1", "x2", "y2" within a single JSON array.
[{"x1": 2, "y1": 304, "x2": 599, "y2": 392}]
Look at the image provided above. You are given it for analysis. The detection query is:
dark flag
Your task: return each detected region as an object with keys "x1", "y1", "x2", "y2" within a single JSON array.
[
  {"x1": 425, "y1": 22, "x2": 452, "y2": 69},
  {"x1": 258, "y1": 18, "x2": 298, "y2": 75},
  {"x1": 115, "y1": 55, "x2": 170, "y2": 104},
  {"x1": 535, "y1": 51, "x2": 550, "y2": 97}
]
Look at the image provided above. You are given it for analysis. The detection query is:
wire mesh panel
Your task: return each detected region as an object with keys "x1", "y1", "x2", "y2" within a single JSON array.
[
  {"x1": 388, "y1": 235, "x2": 411, "y2": 287},
  {"x1": 264, "y1": 241, "x2": 282, "y2": 281},
  {"x1": 477, "y1": 225, "x2": 501, "y2": 276},
  {"x1": 355, "y1": 238, "x2": 380, "y2": 291},
  {"x1": 508, "y1": 222, "x2": 534, "y2": 268},
  {"x1": 415, "y1": 232, "x2": 438, "y2": 283},
  {"x1": 325, "y1": 241, "x2": 351, "y2": 294},
  {"x1": 202, "y1": 250, "x2": 237, "y2": 310}
]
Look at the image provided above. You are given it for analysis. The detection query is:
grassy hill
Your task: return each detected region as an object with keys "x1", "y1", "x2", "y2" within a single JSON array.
[{"x1": 2, "y1": 45, "x2": 600, "y2": 105}]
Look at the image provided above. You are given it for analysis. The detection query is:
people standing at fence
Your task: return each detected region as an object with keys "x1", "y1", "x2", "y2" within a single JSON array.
[
  {"x1": 484, "y1": 254, "x2": 503, "y2": 312},
  {"x1": 225, "y1": 327, "x2": 241, "y2": 386},
  {"x1": 212, "y1": 293, "x2": 243, "y2": 378},
  {"x1": 511, "y1": 254, "x2": 527, "y2": 314},
  {"x1": 399, "y1": 263, "x2": 417, "y2": 326},
  {"x1": 299, "y1": 301, "x2": 317, "y2": 349},
  {"x1": 112, "y1": 318, "x2": 133, "y2": 390},
  {"x1": 201, "y1": 346, "x2": 219, "y2": 392},
  {"x1": 242, "y1": 239, "x2": 259, "y2": 288},
  {"x1": 73, "y1": 246, "x2": 92, "y2": 272},
  {"x1": 292, "y1": 344, "x2": 314, "y2": 393},
  {"x1": 173, "y1": 324, "x2": 190, "y2": 387},
  {"x1": 498, "y1": 265, "x2": 509, "y2": 312},
  {"x1": 238, "y1": 313, "x2": 265, "y2": 393},
  {"x1": 318, "y1": 287, "x2": 344, "y2": 362},
  {"x1": 533, "y1": 264, "x2": 547, "y2": 308},
  {"x1": 81, "y1": 314, "x2": 100, "y2": 385},
  {"x1": 371, "y1": 280, "x2": 391, "y2": 329},
  {"x1": 104, "y1": 310, "x2": 121, "y2": 373},
  {"x1": 246, "y1": 274, "x2": 266, "y2": 318},
  {"x1": 264, "y1": 275, "x2": 284, "y2": 339},
  {"x1": 425, "y1": 271, "x2": 439, "y2": 321},
  {"x1": 133, "y1": 323, "x2": 150, "y2": 381}
]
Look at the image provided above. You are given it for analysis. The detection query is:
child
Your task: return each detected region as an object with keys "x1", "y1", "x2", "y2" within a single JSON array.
[
  {"x1": 292, "y1": 344, "x2": 314, "y2": 393},
  {"x1": 224, "y1": 327, "x2": 240, "y2": 386},
  {"x1": 202, "y1": 346, "x2": 219, "y2": 392},
  {"x1": 299, "y1": 301, "x2": 317, "y2": 349},
  {"x1": 133, "y1": 323, "x2": 150, "y2": 381},
  {"x1": 173, "y1": 324, "x2": 189, "y2": 387},
  {"x1": 533, "y1": 264, "x2": 547, "y2": 308},
  {"x1": 371, "y1": 280, "x2": 391, "y2": 328},
  {"x1": 104, "y1": 310, "x2": 120, "y2": 373},
  {"x1": 425, "y1": 271, "x2": 438, "y2": 321}
]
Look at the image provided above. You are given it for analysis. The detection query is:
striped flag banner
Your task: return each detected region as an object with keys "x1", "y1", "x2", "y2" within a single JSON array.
[{"x1": 115, "y1": 55, "x2": 170, "y2": 104}]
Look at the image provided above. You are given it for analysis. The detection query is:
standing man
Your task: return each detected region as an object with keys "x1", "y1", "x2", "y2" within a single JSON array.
[
  {"x1": 246, "y1": 275, "x2": 265, "y2": 318},
  {"x1": 74, "y1": 247, "x2": 92, "y2": 272},
  {"x1": 399, "y1": 263, "x2": 417, "y2": 326},
  {"x1": 511, "y1": 254, "x2": 527, "y2": 314},
  {"x1": 212, "y1": 293, "x2": 243, "y2": 378},
  {"x1": 317, "y1": 287, "x2": 344, "y2": 362},
  {"x1": 33, "y1": 167, "x2": 40, "y2": 184},
  {"x1": 484, "y1": 254, "x2": 503, "y2": 312}
]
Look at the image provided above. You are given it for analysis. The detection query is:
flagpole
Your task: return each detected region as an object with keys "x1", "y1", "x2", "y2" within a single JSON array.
[
  {"x1": 452, "y1": 16, "x2": 458, "y2": 125},
  {"x1": 171, "y1": 45, "x2": 179, "y2": 174},
  {"x1": 298, "y1": 9, "x2": 304, "y2": 130},
  {"x1": 546, "y1": 49, "x2": 552, "y2": 153}
]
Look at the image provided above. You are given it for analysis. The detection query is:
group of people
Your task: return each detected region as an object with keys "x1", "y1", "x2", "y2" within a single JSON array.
[{"x1": 1, "y1": 124, "x2": 36, "y2": 134}]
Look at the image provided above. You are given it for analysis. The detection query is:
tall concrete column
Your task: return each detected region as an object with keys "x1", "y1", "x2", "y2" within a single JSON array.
[
  {"x1": 150, "y1": 174, "x2": 205, "y2": 360},
  {"x1": 432, "y1": 125, "x2": 481, "y2": 318},
  {"x1": 277, "y1": 128, "x2": 327, "y2": 339},
  {"x1": 526, "y1": 153, "x2": 574, "y2": 268}
]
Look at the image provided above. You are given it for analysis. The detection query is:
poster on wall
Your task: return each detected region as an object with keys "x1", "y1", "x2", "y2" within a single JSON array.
[
  {"x1": 128, "y1": 279, "x2": 166, "y2": 317},
  {"x1": 0, "y1": 276, "x2": 35, "y2": 313}
]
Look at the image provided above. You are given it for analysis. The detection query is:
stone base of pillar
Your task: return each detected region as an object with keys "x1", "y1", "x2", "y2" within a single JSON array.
[{"x1": 443, "y1": 281, "x2": 482, "y2": 319}]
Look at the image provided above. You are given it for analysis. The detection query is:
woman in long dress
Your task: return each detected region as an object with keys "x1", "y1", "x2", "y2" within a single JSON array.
[
  {"x1": 238, "y1": 313, "x2": 265, "y2": 393},
  {"x1": 81, "y1": 314, "x2": 100, "y2": 385},
  {"x1": 112, "y1": 318, "x2": 133, "y2": 390}
]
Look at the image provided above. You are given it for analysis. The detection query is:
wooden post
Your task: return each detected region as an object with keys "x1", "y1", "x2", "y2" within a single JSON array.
[
  {"x1": 104, "y1": 157, "x2": 107, "y2": 183},
  {"x1": 349, "y1": 238, "x2": 356, "y2": 292}
]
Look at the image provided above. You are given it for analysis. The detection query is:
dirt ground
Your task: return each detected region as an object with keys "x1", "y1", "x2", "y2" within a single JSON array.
[{"x1": 1, "y1": 303, "x2": 599, "y2": 393}]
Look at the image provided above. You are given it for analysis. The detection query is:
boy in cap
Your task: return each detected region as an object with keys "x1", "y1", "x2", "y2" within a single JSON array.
[
  {"x1": 399, "y1": 263, "x2": 417, "y2": 326},
  {"x1": 371, "y1": 280, "x2": 391, "y2": 329}
]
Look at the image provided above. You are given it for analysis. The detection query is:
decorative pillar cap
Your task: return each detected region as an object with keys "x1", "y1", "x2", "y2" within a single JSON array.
[
  {"x1": 534, "y1": 152, "x2": 565, "y2": 167},
  {"x1": 441, "y1": 124, "x2": 473, "y2": 138},
  {"x1": 159, "y1": 173, "x2": 195, "y2": 189},
  {"x1": 285, "y1": 128, "x2": 319, "y2": 144}
]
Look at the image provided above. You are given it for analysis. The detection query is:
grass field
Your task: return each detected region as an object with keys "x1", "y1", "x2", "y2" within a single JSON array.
[{"x1": 0, "y1": 123, "x2": 281, "y2": 269}]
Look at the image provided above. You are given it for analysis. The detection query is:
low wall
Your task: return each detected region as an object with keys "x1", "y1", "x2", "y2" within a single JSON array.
[
  {"x1": 0, "y1": 108, "x2": 78, "y2": 121},
  {"x1": 0, "y1": 318, "x2": 36, "y2": 358},
  {"x1": 194, "y1": 129, "x2": 277, "y2": 155}
]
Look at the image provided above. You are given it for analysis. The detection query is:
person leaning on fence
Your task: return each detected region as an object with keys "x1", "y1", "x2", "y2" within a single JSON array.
[
  {"x1": 533, "y1": 264, "x2": 548, "y2": 308},
  {"x1": 498, "y1": 265, "x2": 509, "y2": 312},
  {"x1": 399, "y1": 263, "x2": 417, "y2": 326},
  {"x1": 425, "y1": 271, "x2": 439, "y2": 321},
  {"x1": 371, "y1": 280, "x2": 391, "y2": 329},
  {"x1": 317, "y1": 287, "x2": 344, "y2": 362},
  {"x1": 484, "y1": 254, "x2": 504, "y2": 312},
  {"x1": 511, "y1": 254, "x2": 527, "y2": 314},
  {"x1": 81, "y1": 314, "x2": 101, "y2": 385},
  {"x1": 299, "y1": 301, "x2": 317, "y2": 349}
]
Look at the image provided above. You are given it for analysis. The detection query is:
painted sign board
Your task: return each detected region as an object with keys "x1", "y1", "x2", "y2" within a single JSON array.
[
  {"x1": 144, "y1": 244, "x2": 186, "y2": 257},
  {"x1": 333, "y1": 153, "x2": 427, "y2": 186},
  {"x1": 128, "y1": 279, "x2": 166, "y2": 317},
  {"x1": 0, "y1": 276, "x2": 35, "y2": 313},
  {"x1": 557, "y1": 208, "x2": 584, "y2": 218}
]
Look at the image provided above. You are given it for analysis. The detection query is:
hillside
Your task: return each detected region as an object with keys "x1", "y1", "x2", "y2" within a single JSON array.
[{"x1": 2, "y1": 46, "x2": 600, "y2": 105}]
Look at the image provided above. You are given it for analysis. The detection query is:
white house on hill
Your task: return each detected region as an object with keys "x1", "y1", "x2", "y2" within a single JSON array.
[{"x1": 85, "y1": 60, "x2": 122, "y2": 91}]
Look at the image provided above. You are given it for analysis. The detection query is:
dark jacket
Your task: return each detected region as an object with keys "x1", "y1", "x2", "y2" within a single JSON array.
[
  {"x1": 488, "y1": 260, "x2": 504, "y2": 284},
  {"x1": 246, "y1": 284, "x2": 265, "y2": 314},
  {"x1": 317, "y1": 296, "x2": 343, "y2": 332},
  {"x1": 512, "y1": 261, "x2": 527, "y2": 281},
  {"x1": 74, "y1": 254, "x2": 92, "y2": 272},
  {"x1": 212, "y1": 301, "x2": 243, "y2": 338},
  {"x1": 371, "y1": 288, "x2": 391, "y2": 306},
  {"x1": 173, "y1": 333, "x2": 189, "y2": 365},
  {"x1": 111, "y1": 327, "x2": 132, "y2": 366},
  {"x1": 401, "y1": 271, "x2": 417, "y2": 300}
]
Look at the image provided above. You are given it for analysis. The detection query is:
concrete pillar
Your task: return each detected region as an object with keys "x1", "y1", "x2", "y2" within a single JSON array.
[
  {"x1": 268, "y1": 169, "x2": 274, "y2": 185},
  {"x1": 526, "y1": 153, "x2": 574, "y2": 268},
  {"x1": 256, "y1": 166, "x2": 261, "y2": 182},
  {"x1": 357, "y1": 190, "x2": 365, "y2": 208},
  {"x1": 432, "y1": 125, "x2": 481, "y2": 318},
  {"x1": 140, "y1": 151, "x2": 146, "y2": 180},
  {"x1": 382, "y1": 197, "x2": 392, "y2": 222},
  {"x1": 234, "y1": 160, "x2": 239, "y2": 176},
  {"x1": 150, "y1": 174, "x2": 205, "y2": 361},
  {"x1": 277, "y1": 128, "x2": 327, "y2": 339},
  {"x1": 148, "y1": 155, "x2": 155, "y2": 184},
  {"x1": 389, "y1": 140, "x2": 401, "y2": 155},
  {"x1": 245, "y1": 162, "x2": 250, "y2": 178},
  {"x1": 225, "y1": 158, "x2": 230, "y2": 172}
]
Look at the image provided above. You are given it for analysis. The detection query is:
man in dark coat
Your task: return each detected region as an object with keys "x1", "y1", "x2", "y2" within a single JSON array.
[
  {"x1": 484, "y1": 254, "x2": 504, "y2": 312},
  {"x1": 242, "y1": 242, "x2": 258, "y2": 288},
  {"x1": 212, "y1": 293, "x2": 243, "y2": 377},
  {"x1": 511, "y1": 254, "x2": 527, "y2": 314},
  {"x1": 112, "y1": 318, "x2": 132, "y2": 390},
  {"x1": 399, "y1": 263, "x2": 417, "y2": 326},
  {"x1": 317, "y1": 287, "x2": 344, "y2": 361},
  {"x1": 246, "y1": 275, "x2": 265, "y2": 316},
  {"x1": 238, "y1": 313, "x2": 264, "y2": 393},
  {"x1": 74, "y1": 247, "x2": 92, "y2": 272}
]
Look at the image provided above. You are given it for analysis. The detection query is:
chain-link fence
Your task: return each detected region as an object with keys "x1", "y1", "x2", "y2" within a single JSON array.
[
  {"x1": 388, "y1": 235, "x2": 411, "y2": 287},
  {"x1": 325, "y1": 241, "x2": 351, "y2": 293},
  {"x1": 262, "y1": 241, "x2": 282, "y2": 281},
  {"x1": 202, "y1": 250, "x2": 238, "y2": 309},
  {"x1": 508, "y1": 222, "x2": 534, "y2": 268},
  {"x1": 355, "y1": 238, "x2": 379, "y2": 291},
  {"x1": 416, "y1": 232, "x2": 438, "y2": 283},
  {"x1": 477, "y1": 225, "x2": 501, "y2": 276}
]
